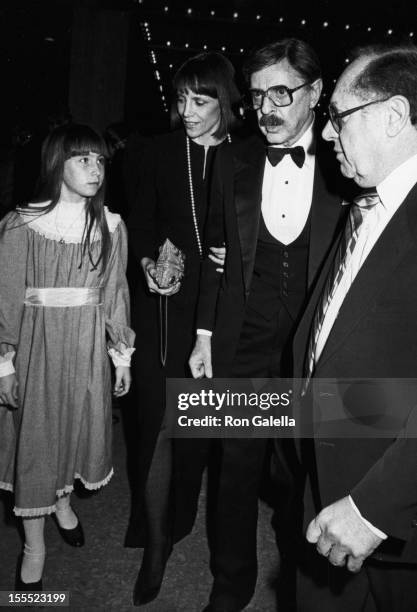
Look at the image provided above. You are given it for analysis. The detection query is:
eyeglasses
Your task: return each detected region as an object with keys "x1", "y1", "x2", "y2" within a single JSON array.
[
  {"x1": 247, "y1": 82, "x2": 310, "y2": 110},
  {"x1": 328, "y1": 98, "x2": 389, "y2": 133}
]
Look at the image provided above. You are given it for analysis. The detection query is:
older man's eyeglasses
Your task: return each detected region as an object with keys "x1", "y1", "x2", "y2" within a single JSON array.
[
  {"x1": 328, "y1": 98, "x2": 389, "y2": 133},
  {"x1": 247, "y1": 82, "x2": 311, "y2": 110}
]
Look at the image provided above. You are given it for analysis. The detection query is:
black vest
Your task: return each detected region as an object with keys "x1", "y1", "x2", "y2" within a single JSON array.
[{"x1": 245, "y1": 211, "x2": 311, "y2": 323}]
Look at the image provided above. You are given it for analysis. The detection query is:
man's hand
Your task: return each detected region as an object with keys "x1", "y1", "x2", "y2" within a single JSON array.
[
  {"x1": 141, "y1": 257, "x2": 181, "y2": 296},
  {"x1": 208, "y1": 244, "x2": 226, "y2": 273},
  {"x1": 113, "y1": 366, "x2": 132, "y2": 397},
  {"x1": 306, "y1": 496, "x2": 383, "y2": 573},
  {"x1": 189, "y1": 335, "x2": 213, "y2": 378},
  {"x1": 0, "y1": 373, "x2": 18, "y2": 408}
]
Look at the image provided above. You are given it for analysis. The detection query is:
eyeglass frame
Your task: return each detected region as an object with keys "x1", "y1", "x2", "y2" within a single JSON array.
[
  {"x1": 247, "y1": 82, "x2": 311, "y2": 110},
  {"x1": 328, "y1": 97, "x2": 390, "y2": 133}
]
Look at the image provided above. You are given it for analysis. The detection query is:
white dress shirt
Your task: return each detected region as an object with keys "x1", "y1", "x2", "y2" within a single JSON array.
[{"x1": 262, "y1": 120, "x2": 315, "y2": 244}]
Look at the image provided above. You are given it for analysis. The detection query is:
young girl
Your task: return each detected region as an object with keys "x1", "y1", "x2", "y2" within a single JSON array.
[{"x1": 0, "y1": 123, "x2": 135, "y2": 589}]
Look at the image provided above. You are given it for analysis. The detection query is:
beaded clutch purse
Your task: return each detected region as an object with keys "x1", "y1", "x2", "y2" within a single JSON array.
[{"x1": 154, "y1": 238, "x2": 185, "y2": 289}]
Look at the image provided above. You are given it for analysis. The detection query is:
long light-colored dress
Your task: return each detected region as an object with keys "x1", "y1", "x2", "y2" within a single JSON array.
[{"x1": 0, "y1": 202, "x2": 135, "y2": 516}]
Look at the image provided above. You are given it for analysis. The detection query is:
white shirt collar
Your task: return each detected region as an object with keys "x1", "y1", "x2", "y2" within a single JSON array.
[
  {"x1": 377, "y1": 153, "x2": 417, "y2": 212},
  {"x1": 268, "y1": 117, "x2": 315, "y2": 169}
]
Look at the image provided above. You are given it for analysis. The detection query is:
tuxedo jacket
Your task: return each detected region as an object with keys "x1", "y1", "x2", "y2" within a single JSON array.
[
  {"x1": 293, "y1": 181, "x2": 417, "y2": 564},
  {"x1": 197, "y1": 131, "x2": 350, "y2": 376}
]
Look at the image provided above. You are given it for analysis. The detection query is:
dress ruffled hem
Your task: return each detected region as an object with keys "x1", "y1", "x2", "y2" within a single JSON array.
[
  {"x1": 0, "y1": 481, "x2": 13, "y2": 492},
  {"x1": 5, "y1": 468, "x2": 114, "y2": 517}
]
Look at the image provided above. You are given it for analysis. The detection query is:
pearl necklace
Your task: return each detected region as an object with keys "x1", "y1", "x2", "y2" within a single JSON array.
[{"x1": 186, "y1": 133, "x2": 231, "y2": 259}]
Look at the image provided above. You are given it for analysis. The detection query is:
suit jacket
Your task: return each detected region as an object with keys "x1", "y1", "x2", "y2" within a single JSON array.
[
  {"x1": 197, "y1": 131, "x2": 350, "y2": 376},
  {"x1": 293, "y1": 181, "x2": 417, "y2": 564}
]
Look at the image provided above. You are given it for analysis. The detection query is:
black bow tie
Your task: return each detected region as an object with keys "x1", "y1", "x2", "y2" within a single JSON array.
[{"x1": 266, "y1": 145, "x2": 305, "y2": 168}]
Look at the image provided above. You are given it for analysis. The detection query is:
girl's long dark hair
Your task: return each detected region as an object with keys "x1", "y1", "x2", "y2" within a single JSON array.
[{"x1": 18, "y1": 123, "x2": 111, "y2": 275}]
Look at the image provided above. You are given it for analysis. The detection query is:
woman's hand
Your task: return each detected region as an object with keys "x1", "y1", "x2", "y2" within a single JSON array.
[
  {"x1": 0, "y1": 373, "x2": 18, "y2": 409},
  {"x1": 113, "y1": 366, "x2": 132, "y2": 397},
  {"x1": 141, "y1": 257, "x2": 181, "y2": 296},
  {"x1": 209, "y1": 244, "x2": 226, "y2": 273}
]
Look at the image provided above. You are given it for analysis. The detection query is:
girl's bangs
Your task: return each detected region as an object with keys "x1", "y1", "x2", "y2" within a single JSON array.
[{"x1": 64, "y1": 132, "x2": 108, "y2": 159}]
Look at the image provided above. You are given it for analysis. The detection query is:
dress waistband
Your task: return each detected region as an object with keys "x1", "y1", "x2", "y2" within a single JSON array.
[{"x1": 24, "y1": 287, "x2": 103, "y2": 307}]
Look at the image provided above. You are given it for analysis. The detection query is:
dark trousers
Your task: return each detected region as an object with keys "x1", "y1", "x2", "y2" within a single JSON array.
[
  {"x1": 208, "y1": 303, "x2": 297, "y2": 608},
  {"x1": 298, "y1": 553, "x2": 417, "y2": 611},
  {"x1": 298, "y1": 471, "x2": 417, "y2": 612}
]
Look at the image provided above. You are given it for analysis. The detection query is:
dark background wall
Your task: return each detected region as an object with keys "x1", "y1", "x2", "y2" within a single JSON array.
[
  {"x1": 2, "y1": 0, "x2": 416, "y2": 141},
  {"x1": 0, "y1": 0, "x2": 415, "y2": 217}
]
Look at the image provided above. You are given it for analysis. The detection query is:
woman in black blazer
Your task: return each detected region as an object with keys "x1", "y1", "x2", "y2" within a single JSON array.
[{"x1": 126, "y1": 51, "x2": 240, "y2": 606}]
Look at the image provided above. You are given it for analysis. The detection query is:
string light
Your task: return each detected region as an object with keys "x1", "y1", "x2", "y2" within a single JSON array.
[
  {"x1": 141, "y1": 21, "x2": 168, "y2": 113},
  {"x1": 143, "y1": 6, "x2": 415, "y2": 117}
]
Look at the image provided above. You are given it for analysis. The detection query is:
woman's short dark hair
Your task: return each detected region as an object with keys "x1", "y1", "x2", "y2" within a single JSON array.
[
  {"x1": 350, "y1": 44, "x2": 417, "y2": 125},
  {"x1": 171, "y1": 51, "x2": 240, "y2": 138},
  {"x1": 242, "y1": 38, "x2": 321, "y2": 85},
  {"x1": 19, "y1": 124, "x2": 111, "y2": 274}
]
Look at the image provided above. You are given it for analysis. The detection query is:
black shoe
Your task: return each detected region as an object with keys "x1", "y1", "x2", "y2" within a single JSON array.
[
  {"x1": 15, "y1": 555, "x2": 43, "y2": 591},
  {"x1": 133, "y1": 575, "x2": 162, "y2": 607},
  {"x1": 132, "y1": 540, "x2": 173, "y2": 606},
  {"x1": 53, "y1": 512, "x2": 85, "y2": 547}
]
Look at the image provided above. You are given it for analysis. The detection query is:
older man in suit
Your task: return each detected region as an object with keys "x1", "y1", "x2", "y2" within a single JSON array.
[
  {"x1": 189, "y1": 39, "x2": 350, "y2": 612},
  {"x1": 293, "y1": 44, "x2": 417, "y2": 611}
]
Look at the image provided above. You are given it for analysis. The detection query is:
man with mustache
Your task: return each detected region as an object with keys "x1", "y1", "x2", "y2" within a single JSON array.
[{"x1": 189, "y1": 39, "x2": 351, "y2": 612}]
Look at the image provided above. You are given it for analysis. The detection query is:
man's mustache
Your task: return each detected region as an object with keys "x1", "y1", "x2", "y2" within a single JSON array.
[{"x1": 259, "y1": 114, "x2": 284, "y2": 127}]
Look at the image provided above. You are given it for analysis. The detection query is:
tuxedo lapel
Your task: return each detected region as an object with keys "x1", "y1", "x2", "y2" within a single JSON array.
[
  {"x1": 308, "y1": 156, "x2": 345, "y2": 288},
  {"x1": 317, "y1": 185, "x2": 417, "y2": 371},
  {"x1": 233, "y1": 137, "x2": 266, "y2": 294}
]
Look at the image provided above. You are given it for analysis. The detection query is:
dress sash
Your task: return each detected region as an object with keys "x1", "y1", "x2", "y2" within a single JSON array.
[{"x1": 24, "y1": 287, "x2": 103, "y2": 307}]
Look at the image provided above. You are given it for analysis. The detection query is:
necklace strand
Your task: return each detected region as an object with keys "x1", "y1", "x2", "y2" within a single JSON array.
[
  {"x1": 54, "y1": 204, "x2": 85, "y2": 244},
  {"x1": 186, "y1": 134, "x2": 231, "y2": 259}
]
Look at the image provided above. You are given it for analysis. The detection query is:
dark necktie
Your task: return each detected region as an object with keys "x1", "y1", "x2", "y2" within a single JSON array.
[
  {"x1": 266, "y1": 145, "x2": 305, "y2": 168},
  {"x1": 303, "y1": 189, "x2": 381, "y2": 390}
]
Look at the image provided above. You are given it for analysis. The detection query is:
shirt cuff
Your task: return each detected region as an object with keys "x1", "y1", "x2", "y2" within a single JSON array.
[
  {"x1": 0, "y1": 351, "x2": 16, "y2": 378},
  {"x1": 349, "y1": 495, "x2": 388, "y2": 540},
  {"x1": 108, "y1": 347, "x2": 135, "y2": 367},
  {"x1": 197, "y1": 329, "x2": 212, "y2": 337}
]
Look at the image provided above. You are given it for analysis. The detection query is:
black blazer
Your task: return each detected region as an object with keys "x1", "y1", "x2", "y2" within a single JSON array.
[
  {"x1": 197, "y1": 131, "x2": 349, "y2": 376},
  {"x1": 293, "y1": 181, "x2": 417, "y2": 564}
]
